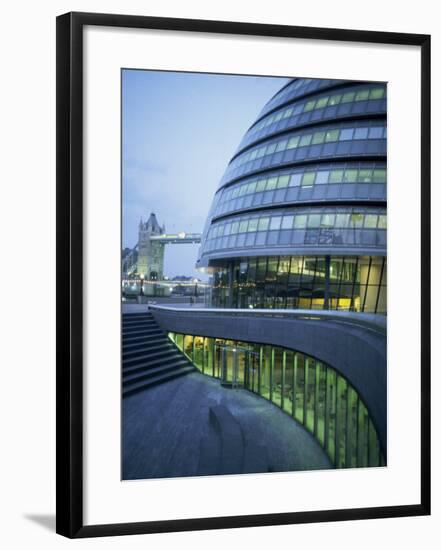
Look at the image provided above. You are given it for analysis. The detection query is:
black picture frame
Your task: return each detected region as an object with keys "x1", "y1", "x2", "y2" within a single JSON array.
[{"x1": 56, "y1": 11, "x2": 431, "y2": 538}]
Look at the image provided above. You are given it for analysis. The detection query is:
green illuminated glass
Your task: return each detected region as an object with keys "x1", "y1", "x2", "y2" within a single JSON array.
[
  {"x1": 355, "y1": 90, "x2": 369, "y2": 101},
  {"x1": 312, "y1": 131, "x2": 326, "y2": 144},
  {"x1": 369, "y1": 87, "x2": 385, "y2": 99},
  {"x1": 169, "y1": 332, "x2": 384, "y2": 469},
  {"x1": 325, "y1": 129, "x2": 339, "y2": 142},
  {"x1": 343, "y1": 169, "x2": 358, "y2": 182},
  {"x1": 301, "y1": 172, "x2": 315, "y2": 187},
  {"x1": 315, "y1": 96, "x2": 329, "y2": 109},
  {"x1": 266, "y1": 177, "x2": 278, "y2": 190},
  {"x1": 287, "y1": 136, "x2": 300, "y2": 149},
  {"x1": 330, "y1": 170, "x2": 344, "y2": 183},
  {"x1": 277, "y1": 175, "x2": 290, "y2": 188},
  {"x1": 342, "y1": 92, "x2": 355, "y2": 103},
  {"x1": 328, "y1": 94, "x2": 341, "y2": 105}
]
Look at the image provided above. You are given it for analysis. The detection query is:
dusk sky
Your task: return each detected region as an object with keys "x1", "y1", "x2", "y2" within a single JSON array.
[{"x1": 122, "y1": 69, "x2": 287, "y2": 279}]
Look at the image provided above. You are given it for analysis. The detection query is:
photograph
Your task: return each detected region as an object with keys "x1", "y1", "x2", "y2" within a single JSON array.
[{"x1": 121, "y1": 70, "x2": 387, "y2": 480}]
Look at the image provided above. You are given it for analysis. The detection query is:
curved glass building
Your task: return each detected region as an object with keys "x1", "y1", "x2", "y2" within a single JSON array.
[{"x1": 197, "y1": 77, "x2": 387, "y2": 312}]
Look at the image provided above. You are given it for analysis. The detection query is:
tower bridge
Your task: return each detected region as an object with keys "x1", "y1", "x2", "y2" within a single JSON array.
[{"x1": 122, "y1": 212, "x2": 201, "y2": 279}]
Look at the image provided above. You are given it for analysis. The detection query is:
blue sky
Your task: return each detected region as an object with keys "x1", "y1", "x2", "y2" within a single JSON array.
[{"x1": 122, "y1": 69, "x2": 287, "y2": 279}]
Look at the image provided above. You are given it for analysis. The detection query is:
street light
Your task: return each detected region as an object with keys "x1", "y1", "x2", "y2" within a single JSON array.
[{"x1": 139, "y1": 274, "x2": 145, "y2": 296}]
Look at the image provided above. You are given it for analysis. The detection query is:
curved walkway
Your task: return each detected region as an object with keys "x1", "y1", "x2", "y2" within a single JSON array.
[{"x1": 123, "y1": 370, "x2": 332, "y2": 480}]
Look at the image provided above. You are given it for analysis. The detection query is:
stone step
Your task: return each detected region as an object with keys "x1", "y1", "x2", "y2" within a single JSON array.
[
  {"x1": 122, "y1": 325, "x2": 163, "y2": 335},
  {"x1": 123, "y1": 360, "x2": 192, "y2": 386},
  {"x1": 123, "y1": 333, "x2": 170, "y2": 347},
  {"x1": 123, "y1": 346, "x2": 177, "y2": 367},
  {"x1": 123, "y1": 340, "x2": 173, "y2": 362},
  {"x1": 123, "y1": 350, "x2": 185, "y2": 373},
  {"x1": 123, "y1": 339, "x2": 174, "y2": 355},
  {"x1": 122, "y1": 312, "x2": 153, "y2": 319},
  {"x1": 122, "y1": 333, "x2": 161, "y2": 345},
  {"x1": 123, "y1": 342, "x2": 175, "y2": 363},
  {"x1": 122, "y1": 334, "x2": 170, "y2": 346},
  {"x1": 123, "y1": 367, "x2": 195, "y2": 397},
  {"x1": 122, "y1": 320, "x2": 158, "y2": 330}
]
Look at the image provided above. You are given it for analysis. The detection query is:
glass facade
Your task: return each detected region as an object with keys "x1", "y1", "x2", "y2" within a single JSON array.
[
  {"x1": 221, "y1": 120, "x2": 386, "y2": 185},
  {"x1": 204, "y1": 207, "x2": 387, "y2": 254},
  {"x1": 169, "y1": 332, "x2": 385, "y2": 469},
  {"x1": 238, "y1": 85, "x2": 386, "y2": 150},
  {"x1": 197, "y1": 77, "x2": 387, "y2": 315},
  {"x1": 212, "y1": 162, "x2": 386, "y2": 217},
  {"x1": 211, "y1": 255, "x2": 386, "y2": 312}
]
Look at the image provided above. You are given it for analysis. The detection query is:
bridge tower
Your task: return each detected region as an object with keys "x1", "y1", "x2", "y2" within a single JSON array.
[{"x1": 137, "y1": 213, "x2": 166, "y2": 280}]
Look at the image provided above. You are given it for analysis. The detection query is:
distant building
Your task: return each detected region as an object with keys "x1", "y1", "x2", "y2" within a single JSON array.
[{"x1": 137, "y1": 212, "x2": 165, "y2": 280}]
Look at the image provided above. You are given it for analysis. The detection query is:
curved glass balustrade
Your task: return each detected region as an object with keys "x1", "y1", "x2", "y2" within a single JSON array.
[{"x1": 168, "y1": 332, "x2": 385, "y2": 469}]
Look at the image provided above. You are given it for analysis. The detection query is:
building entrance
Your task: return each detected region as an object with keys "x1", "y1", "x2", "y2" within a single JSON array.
[{"x1": 215, "y1": 342, "x2": 259, "y2": 389}]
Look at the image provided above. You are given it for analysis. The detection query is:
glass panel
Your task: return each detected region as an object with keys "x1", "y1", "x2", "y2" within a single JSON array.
[
  {"x1": 270, "y1": 216, "x2": 282, "y2": 230},
  {"x1": 316, "y1": 96, "x2": 328, "y2": 109},
  {"x1": 294, "y1": 214, "x2": 307, "y2": 228},
  {"x1": 299, "y1": 134, "x2": 312, "y2": 147},
  {"x1": 301, "y1": 172, "x2": 316, "y2": 187},
  {"x1": 316, "y1": 363, "x2": 327, "y2": 445},
  {"x1": 281, "y1": 215, "x2": 294, "y2": 229},
  {"x1": 193, "y1": 336, "x2": 204, "y2": 371},
  {"x1": 284, "y1": 351, "x2": 294, "y2": 415},
  {"x1": 305, "y1": 359, "x2": 316, "y2": 433},
  {"x1": 289, "y1": 173, "x2": 302, "y2": 187},
  {"x1": 311, "y1": 131, "x2": 325, "y2": 144},
  {"x1": 294, "y1": 354, "x2": 305, "y2": 424},
  {"x1": 315, "y1": 171, "x2": 329, "y2": 184},
  {"x1": 342, "y1": 92, "x2": 355, "y2": 103},
  {"x1": 368, "y1": 419, "x2": 380, "y2": 466},
  {"x1": 355, "y1": 89, "x2": 369, "y2": 101},
  {"x1": 346, "y1": 386, "x2": 359, "y2": 468},
  {"x1": 272, "y1": 348, "x2": 284, "y2": 407},
  {"x1": 184, "y1": 334, "x2": 194, "y2": 359},
  {"x1": 340, "y1": 128, "x2": 354, "y2": 141},
  {"x1": 357, "y1": 399, "x2": 369, "y2": 467},
  {"x1": 325, "y1": 369, "x2": 337, "y2": 463},
  {"x1": 276, "y1": 139, "x2": 288, "y2": 152},
  {"x1": 336, "y1": 376, "x2": 348, "y2": 468},
  {"x1": 277, "y1": 175, "x2": 290, "y2": 188},
  {"x1": 330, "y1": 170, "x2": 344, "y2": 183},
  {"x1": 325, "y1": 129, "x2": 339, "y2": 142},
  {"x1": 260, "y1": 345, "x2": 272, "y2": 399},
  {"x1": 257, "y1": 217, "x2": 270, "y2": 231},
  {"x1": 287, "y1": 136, "x2": 300, "y2": 149}
]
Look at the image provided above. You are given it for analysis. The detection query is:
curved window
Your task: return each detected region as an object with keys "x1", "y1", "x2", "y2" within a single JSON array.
[
  {"x1": 202, "y1": 207, "x2": 387, "y2": 255},
  {"x1": 238, "y1": 86, "x2": 387, "y2": 151},
  {"x1": 169, "y1": 332, "x2": 385, "y2": 469},
  {"x1": 209, "y1": 255, "x2": 387, "y2": 314},
  {"x1": 212, "y1": 163, "x2": 386, "y2": 216},
  {"x1": 221, "y1": 121, "x2": 387, "y2": 185},
  {"x1": 259, "y1": 78, "x2": 345, "y2": 117}
]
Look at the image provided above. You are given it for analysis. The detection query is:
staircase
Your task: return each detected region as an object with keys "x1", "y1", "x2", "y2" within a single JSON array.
[{"x1": 122, "y1": 310, "x2": 195, "y2": 397}]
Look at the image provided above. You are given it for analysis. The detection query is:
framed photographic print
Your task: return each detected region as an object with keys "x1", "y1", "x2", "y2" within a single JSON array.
[{"x1": 56, "y1": 11, "x2": 431, "y2": 538}]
